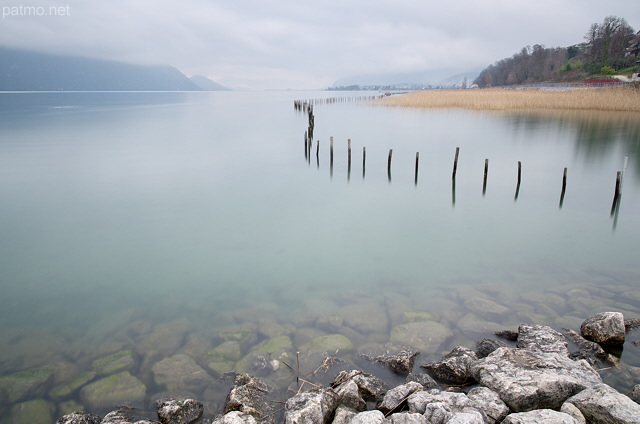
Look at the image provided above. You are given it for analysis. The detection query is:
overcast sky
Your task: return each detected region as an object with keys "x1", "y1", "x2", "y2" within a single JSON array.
[{"x1": 1, "y1": 0, "x2": 639, "y2": 89}]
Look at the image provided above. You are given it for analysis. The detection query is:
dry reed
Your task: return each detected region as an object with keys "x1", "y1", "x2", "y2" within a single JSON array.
[{"x1": 378, "y1": 86, "x2": 640, "y2": 113}]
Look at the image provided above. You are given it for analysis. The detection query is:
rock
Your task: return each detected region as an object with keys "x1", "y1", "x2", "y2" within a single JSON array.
[
  {"x1": 407, "y1": 390, "x2": 487, "y2": 423},
  {"x1": 331, "y1": 406, "x2": 358, "y2": 424},
  {"x1": 253, "y1": 335, "x2": 293, "y2": 355},
  {"x1": 387, "y1": 412, "x2": 429, "y2": 423},
  {"x1": 283, "y1": 387, "x2": 338, "y2": 424},
  {"x1": 475, "y1": 338, "x2": 507, "y2": 359},
  {"x1": 580, "y1": 312, "x2": 626, "y2": 345},
  {"x1": 494, "y1": 329, "x2": 518, "y2": 341},
  {"x1": 463, "y1": 297, "x2": 511, "y2": 321},
  {"x1": 49, "y1": 370, "x2": 97, "y2": 401},
  {"x1": 211, "y1": 411, "x2": 258, "y2": 424},
  {"x1": 421, "y1": 346, "x2": 477, "y2": 385},
  {"x1": 502, "y1": 409, "x2": 580, "y2": 423},
  {"x1": 136, "y1": 319, "x2": 191, "y2": 364},
  {"x1": 630, "y1": 384, "x2": 640, "y2": 404},
  {"x1": 212, "y1": 411, "x2": 257, "y2": 424},
  {"x1": 466, "y1": 387, "x2": 510, "y2": 424},
  {"x1": 470, "y1": 347, "x2": 602, "y2": 412},
  {"x1": 155, "y1": 398, "x2": 203, "y2": 424},
  {"x1": 234, "y1": 351, "x2": 274, "y2": 377},
  {"x1": 299, "y1": 334, "x2": 354, "y2": 352},
  {"x1": 562, "y1": 328, "x2": 614, "y2": 365},
  {"x1": 403, "y1": 372, "x2": 439, "y2": 390},
  {"x1": 315, "y1": 315, "x2": 343, "y2": 333},
  {"x1": 378, "y1": 381, "x2": 423, "y2": 414},
  {"x1": 224, "y1": 373, "x2": 275, "y2": 423},
  {"x1": 349, "y1": 410, "x2": 386, "y2": 424},
  {"x1": 566, "y1": 382, "x2": 640, "y2": 423},
  {"x1": 8, "y1": 399, "x2": 55, "y2": 424},
  {"x1": 516, "y1": 324, "x2": 568, "y2": 355},
  {"x1": 332, "y1": 379, "x2": 366, "y2": 411},
  {"x1": 560, "y1": 402, "x2": 587, "y2": 424},
  {"x1": 340, "y1": 302, "x2": 389, "y2": 334},
  {"x1": 55, "y1": 411, "x2": 102, "y2": 424},
  {"x1": 331, "y1": 370, "x2": 388, "y2": 403},
  {"x1": 218, "y1": 323, "x2": 258, "y2": 350},
  {"x1": 358, "y1": 350, "x2": 419, "y2": 376},
  {"x1": 152, "y1": 354, "x2": 213, "y2": 392},
  {"x1": 624, "y1": 318, "x2": 640, "y2": 331},
  {"x1": 0, "y1": 368, "x2": 54, "y2": 403},
  {"x1": 92, "y1": 349, "x2": 136, "y2": 376},
  {"x1": 57, "y1": 401, "x2": 86, "y2": 417},
  {"x1": 389, "y1": 321, "x2": 452, "y2": 354},
  {"x1": 257, "y1": 318, "x2": 289, "y2": 339},
  {"x1": 79, "y1": 371, "x2": 146, "y2": 411},
  {"x1": 208, "y1": 341, "x2": 243, "y2": 362},
  {"x1": 101, "y1": 406, "x2": 155, "y2": 424},
  {"x1": 442, "y1": 410, "x2": 485, "y2": 424}
]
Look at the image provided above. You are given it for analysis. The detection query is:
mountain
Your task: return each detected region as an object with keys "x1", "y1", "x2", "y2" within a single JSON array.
[
  {"x1": 189, "y1": 75, "x2": 230, "y2": 91},
  {"x1": 331, "y1": 69, "x2": 481, "y2": 89},
  {"x1": 0, "y1": 47, "x2": 200, "y2": 91}
]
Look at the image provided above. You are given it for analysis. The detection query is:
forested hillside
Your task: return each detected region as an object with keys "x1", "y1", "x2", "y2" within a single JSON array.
[{"x1": 474, "y1": 16, "x2": 640, "y2": 87}]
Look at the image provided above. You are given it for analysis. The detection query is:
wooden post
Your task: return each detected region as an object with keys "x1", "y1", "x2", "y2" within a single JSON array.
[
  {"x1": 347, "y1": 139, "x2": 352, "y2": 182},
  {"x1": 482, "y1": 158, "x2": 489, "y2": 195},
  {"x1": 362, "y1": 147, "x2": 366, "y2": 179},
  {"x1": 611, "y1": 171, "x2": 622, "y2": 215},
  {"x1": 330, "y1": 137, "x2": 334, "y2": 179},
  {"x1": 414, "y1": 152, "x2": 419, "y2": 186},
  {"x1": 387, "y1": 149, "x2": 393, "y2": 182},
  {"x1": 515, "y1": 161, "x2": 521, "y2": 200},
  {"x1": 452, "y1": 147, "x2": 460, "y2": 180},
  {"x1": 559, "y1": 167, "x2": 567, "y2": 208}
]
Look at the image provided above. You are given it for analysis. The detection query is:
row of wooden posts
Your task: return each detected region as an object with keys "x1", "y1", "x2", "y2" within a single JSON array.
[
  {"x1": 296, "y1": 100, "x2": 627, "y2": 215},
  {"x1": 306, "y1": 135, "x2": 627, "y2": 212}
]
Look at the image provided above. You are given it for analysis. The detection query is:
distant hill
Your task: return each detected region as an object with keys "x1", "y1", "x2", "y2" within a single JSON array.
[
  {"x1": 189, "y1": 75, "x2": 229, "y2": 91},
  {"x1": 0, "y1": 47, "x2": 201, "y2": 91},
  {"x1": 331, "y1": 69, "x2": 480, "y2": 90}
]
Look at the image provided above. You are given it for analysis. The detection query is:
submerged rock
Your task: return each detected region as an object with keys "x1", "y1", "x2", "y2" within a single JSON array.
[
  {"x1": 49, "y1": 370, "x2": 97, "y2": 401},
  {"x1": 8, "y1": 398, "x2": 56, "y2": 424},
  {"x1": 0, "y1": 368, "x2": 54, "y2": 404},
  {"x1": 470, "y1": 347, "x2": 602, "y2": 412},
  {"x1": 299, "y1": 334, "x2": 354, "y2": 353},
  {"x1": 152, "y1": 354, "x2": 213, "y2": 393},
  {"x1": 92, "y1": 349, "x2": 137, "y2": 377},
  {"x1": 580, "y1": 312, "x2": 626, "y2": 345},
  {"x1": 79, "y1": 371, "x2": 146, "y2": 411},
  {"x1": 389, "y1": 321, "x2": 452, "y2": 354}
]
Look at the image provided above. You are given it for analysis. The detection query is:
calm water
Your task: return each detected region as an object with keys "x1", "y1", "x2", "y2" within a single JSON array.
[{"x1": 1, "y1": 91, "x2": 640, "y2": 416}]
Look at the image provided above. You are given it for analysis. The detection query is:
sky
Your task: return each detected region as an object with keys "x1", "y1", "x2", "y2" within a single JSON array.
[{"x1": 1, "y1": 0, "x2": 639, "y2": 90}]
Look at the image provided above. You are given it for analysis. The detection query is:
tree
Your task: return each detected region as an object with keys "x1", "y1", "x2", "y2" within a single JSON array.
[{"x1": 584, "y1": 15, "x2": 635, "y2": 70}]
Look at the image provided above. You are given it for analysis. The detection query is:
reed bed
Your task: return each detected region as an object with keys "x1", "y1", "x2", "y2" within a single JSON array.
[{"x1": 379, "y1": 86, "x2": 640, "y2": 113}]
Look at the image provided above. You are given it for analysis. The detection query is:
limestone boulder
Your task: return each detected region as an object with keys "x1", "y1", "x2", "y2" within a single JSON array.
[
  {"x1": 470, "y1": 347, "x2": 602, "y2": 412},
  {"x1": 55, "y1": 411, "x2": 102, "y2": 424},
  {"x1": 516, "y1": 324, "x2": 568, "y2": 355},
  {"x1": 565, "y1": 383, "x2": 640, "y2": 423},
  {"x1": 421, "y1": 346, "x2": 477, "y2": 385},
  {"x1": 502, "y1": 409, "x2": 580, "y2": 424},
  {"x1": 580, "y1": 312, "x2": 626, "y2": 345},
  {"x1": 283, "y1": 387, "x2": 338, "y2": 424}
]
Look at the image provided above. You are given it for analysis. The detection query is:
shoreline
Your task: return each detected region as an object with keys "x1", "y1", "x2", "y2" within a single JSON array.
[{"x1": 377, "y1": 86, "x2": 640, "y2": 113}]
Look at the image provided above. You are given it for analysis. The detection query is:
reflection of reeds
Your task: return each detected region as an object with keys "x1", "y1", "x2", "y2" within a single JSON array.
[{"x1": 378, "y1": 86, "x2": 640, "y2": 113}]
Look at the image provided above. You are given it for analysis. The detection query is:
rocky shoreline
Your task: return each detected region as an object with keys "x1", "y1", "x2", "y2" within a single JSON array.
[{"x1": 52, "y1": 311, "x2": 640, "y2": 424}]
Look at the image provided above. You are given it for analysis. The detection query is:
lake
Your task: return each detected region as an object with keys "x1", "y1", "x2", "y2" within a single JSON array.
[{"x1": 1, "y1": 91, "x2": 639, "y2": 418}]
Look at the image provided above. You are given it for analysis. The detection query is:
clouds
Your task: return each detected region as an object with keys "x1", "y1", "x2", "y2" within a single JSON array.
[{"x1": 1, "y1": 0, "x2": 638, "y2": 89}]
